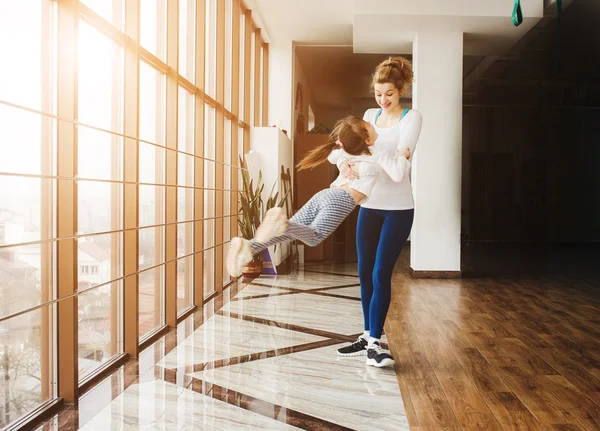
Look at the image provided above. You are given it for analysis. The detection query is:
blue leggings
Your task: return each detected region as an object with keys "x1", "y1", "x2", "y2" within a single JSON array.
[{"x1": 357, "y1": 207, "x2": 414, "y2": 339}]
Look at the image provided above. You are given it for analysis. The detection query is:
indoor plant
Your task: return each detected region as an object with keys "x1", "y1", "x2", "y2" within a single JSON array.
[
  {"x1": 238, "y1": 156, "x2": 264, "y2": 277},
  {"x1": 237, "y1": 156, "x2": 289, "y2": 277}
]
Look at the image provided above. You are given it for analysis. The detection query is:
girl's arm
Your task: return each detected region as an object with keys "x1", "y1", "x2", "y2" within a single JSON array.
[
  {"x1": 329, "y1": 149, "x2": 359, "y2": 180},
  {"x1": 327, "y1": 148, "x2": 344, "y2": 167},
  {"x1": 357, "y1": 161, "x2": 381, "y2": 177}
]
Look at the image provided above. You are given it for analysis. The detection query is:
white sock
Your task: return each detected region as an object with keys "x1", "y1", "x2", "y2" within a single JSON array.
[
  {"x1": 368, "y1": 337, "x2": 381, "y2": 347},
  {"x1": 363, "y1": 330, "x2": 370, "y2": 339}
]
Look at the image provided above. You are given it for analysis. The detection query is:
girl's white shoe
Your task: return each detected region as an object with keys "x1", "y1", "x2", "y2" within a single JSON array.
[
  {"x1": 255, "y1": 207, "x2": 288, "y2": 243},
  {"x1": 226, "y1": 237, "x2": 253, "y2": 277}
]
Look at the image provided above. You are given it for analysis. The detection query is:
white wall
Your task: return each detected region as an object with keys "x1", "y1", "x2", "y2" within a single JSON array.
[
  {"x1": 268, "y1": 42, "x2": 293, "y2": 138},
  {"x1": 250, "y1": 127, "x2": 294, "y2": 267},
  {"x1": 411, "y1": 32, "x2": 463, "y2": 273}
]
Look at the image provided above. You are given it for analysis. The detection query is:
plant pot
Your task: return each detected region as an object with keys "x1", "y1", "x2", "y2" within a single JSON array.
[{"x1": 242, "y1": 260, "x2": 262, "y2": 278}]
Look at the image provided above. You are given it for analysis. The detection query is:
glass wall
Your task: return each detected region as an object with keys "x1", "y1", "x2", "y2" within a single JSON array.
[
  {"x1": 0, "y1": 1, "x2": 56, "y2": 427},
  {"x1": 0, "y1": 0, "x2": 267, "y2": 428}
]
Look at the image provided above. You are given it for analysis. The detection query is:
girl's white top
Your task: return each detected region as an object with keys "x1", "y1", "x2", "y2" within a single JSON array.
[
  {"x1": 328, "y1": 108, "x2": 422, "y2": 210},
  {"x1": 329, "y1": 147, "x2": 411, "y2": 204}
]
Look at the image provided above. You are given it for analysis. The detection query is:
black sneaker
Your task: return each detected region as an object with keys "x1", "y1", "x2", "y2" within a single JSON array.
[
  {"x1": 366, "y1": 342, "x2": 395, "y2": 368},
  {"x1": 337, "y1": 335, "x2": 368, "y2": 356}
]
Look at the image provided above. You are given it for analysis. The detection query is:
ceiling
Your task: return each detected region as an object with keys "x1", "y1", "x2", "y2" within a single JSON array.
[
  {"x1": 245, "y1": 0, "x2": 545, "y2": 55},
  {"x1": 246, "y1": 0, "x2": 589, "y2": 115},
  {"x1": 243, "y1": 0, "x2": 354, "y2": 46}
]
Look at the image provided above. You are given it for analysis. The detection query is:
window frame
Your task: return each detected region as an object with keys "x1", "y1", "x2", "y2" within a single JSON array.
[{"x1": 0, "y1": 0, "x2": 268, "y2": 427}]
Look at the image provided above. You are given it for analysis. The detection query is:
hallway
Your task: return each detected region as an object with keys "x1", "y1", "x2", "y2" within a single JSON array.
[
  {"x1": 34, "y1": 246, "x2": 600, "y2": 430},
  {"x1": 3, "y1": 1, "x2": 600, "y2": 430}
]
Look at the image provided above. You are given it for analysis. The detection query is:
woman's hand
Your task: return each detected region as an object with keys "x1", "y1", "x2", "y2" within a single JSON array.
[
  {"x1": 397, "y1": 147, "x2": 411, "y2": 159},
  {"x1": 340, "y1": 160, "x2": 359, "y2": 180}
]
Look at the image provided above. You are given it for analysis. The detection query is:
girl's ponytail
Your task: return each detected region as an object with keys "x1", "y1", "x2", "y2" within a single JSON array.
[{"x1": 296, "y1": 135, "x2": 338, "y2": 171}]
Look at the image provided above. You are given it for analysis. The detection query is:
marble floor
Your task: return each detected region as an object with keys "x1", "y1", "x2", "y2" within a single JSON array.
[{"x1": 36, "y1": 263, "x2": 408, "y2": 431}]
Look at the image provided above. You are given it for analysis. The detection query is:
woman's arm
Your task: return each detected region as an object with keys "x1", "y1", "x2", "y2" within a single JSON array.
[
  {"x1": 375, "y1": 152, "x2": 411, "y2": 182},
  {"x1": 397, "y1": 110, "x2": 422, "y2": 158}
]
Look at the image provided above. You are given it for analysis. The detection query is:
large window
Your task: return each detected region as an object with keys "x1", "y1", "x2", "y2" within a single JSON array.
[
  {"x1": 204, "y1": 105, "x2": 216, "y2": 297},
  {"x1": 77, "y1": 18, "x2": 124, "y2": 381},
  {"x1": 140, "y1": 0, "x2": 167, "y2": 61},
  {"x1": 0, "y1": 1, "x2": 56, "y2": 428},
  {"x1": 0, "y1": 0, "x2": 268, "y2": 427},
  {"x1": 223, "y1": 119, "x2": 233, "y2": 285},
  {"x1": 177, "y1": 87, "x2": 195, "y2": 314},
  {"x1": 239, "y1": 8, "x2": 246, "y2": 122},
  {"x1": 205, "y1": 0, "x2": 217, "y2": 99},
  {"x1": 250, "y1": 30, "x2": 256, "y2": 125},
  {"x1": 225, "y1": 0, "x2": 233, "y2": 111},
  {"x1": 179, "y1": 0, "x2": 196, "y2": 83},
  {"x1": 80, "y1": 0, "x2": 124, "y2": 30},
  {"x1": 138, "y1": 59, "x2": 167, "y2": 339},
  {"x1": 0, "y1": 307, "x2": 54, "y2": 428}
]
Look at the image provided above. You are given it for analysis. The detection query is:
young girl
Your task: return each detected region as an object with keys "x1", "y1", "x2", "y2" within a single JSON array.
[{"x1": 226, "y1": 115, "x2": 411, "y2": 279}]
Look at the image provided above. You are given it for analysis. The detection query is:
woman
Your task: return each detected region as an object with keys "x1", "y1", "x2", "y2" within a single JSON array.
[
  {"x1": 330, "y1": 56, "x2": 422, "y2": 368},
  {"x1": 226, "y1": 115, "x2": 411, "y2": 278}
]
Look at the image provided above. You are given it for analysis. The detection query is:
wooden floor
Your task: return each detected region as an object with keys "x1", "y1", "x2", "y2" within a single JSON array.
[{"x1": 386, "y1": 244, "x2": 600, "y2": 431}]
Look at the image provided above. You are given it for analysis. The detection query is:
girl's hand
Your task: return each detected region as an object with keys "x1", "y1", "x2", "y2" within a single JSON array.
[{"x1": 340, "y1": 160, "x2": 359, "y2": 180}]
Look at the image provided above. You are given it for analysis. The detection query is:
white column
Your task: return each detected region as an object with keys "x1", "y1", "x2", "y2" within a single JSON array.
[
  {"x1": 267, "y1": 42, "x2": 293, "y2": 138},
  {"x1": 410, "y1": 32, "x2": 463, "y2": 275}
]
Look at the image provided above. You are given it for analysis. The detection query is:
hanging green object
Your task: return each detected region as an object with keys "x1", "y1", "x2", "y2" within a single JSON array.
[
  {"x1": 512, "y1": 0, "x2": 523, "y2": 26},
  {"x1": 554, "y1": 0, "x2": 563, "y2": 72}
]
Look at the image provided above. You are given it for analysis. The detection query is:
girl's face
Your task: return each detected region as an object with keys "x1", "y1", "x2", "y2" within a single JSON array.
[
  {"x1": 365, "y1": 122, "x2": 378, "y2": 146},
  {"x1": 374, "y1": 82, "x2": 403, "y2": 111}
]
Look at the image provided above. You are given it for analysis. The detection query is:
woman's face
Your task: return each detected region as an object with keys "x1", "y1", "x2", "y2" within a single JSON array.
[{"x1": 374, "y1": 82, "x2": 402, "y2": 111}]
